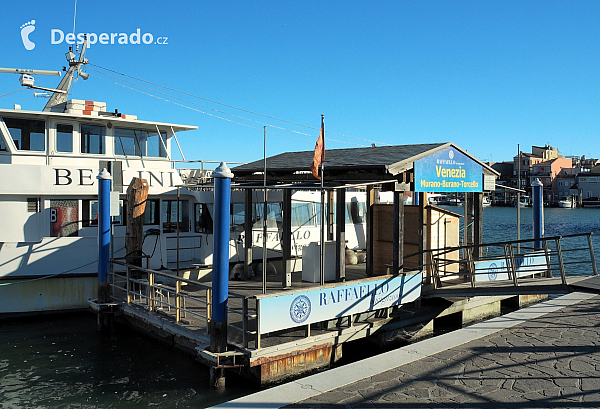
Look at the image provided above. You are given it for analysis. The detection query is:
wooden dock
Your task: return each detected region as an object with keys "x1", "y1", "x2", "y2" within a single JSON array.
[{"x1": 100, "y1": 256, "x2": 600, "y2": 385}]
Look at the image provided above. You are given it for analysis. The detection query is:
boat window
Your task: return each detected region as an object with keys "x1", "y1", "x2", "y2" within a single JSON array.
[
  {"x1": 114, "y1": 128, "x2": 167, "y2": 157},
  {"x1": 3, "y1": 117, "x2": 45, "y2": 151},
  {"x1": 291, "y1": 202, "x2": 316, "y2": 227},
  {"x1": 50, "y1": 199, "x2": 78, "y2": 237},
  {"x1": 330, "y1": 203, "x2": 353, "y2": 224},
  {"x1": 56, "y1": 124, "x2": 73, "y2": 153},
  {"x1": 315, "y1": 202, "x2": 335, "y2": 225},
  {"x1": 146, "y1": 130, "x2": 167, "y2": 157},
  {"x1": 0, "y1": 124, "x2": 8, "y2": 151},
  {"x1": 195, "y1": 203, "x2": 213, "y2": 233},
  {"x1": 114, "y1": 128, "x2": 142, "y2": 156},
  {"x1": 162, "y1": 200, "x2": 189, "y2": 233},
  {"x1": 231, "y1": 203, "x2": 246, "y2": 228},
  {"x1": 81, "y1": 124, "x2": 105, "y2": 154},
  {"x1": 349, "y1": 201, "x2": 366, "y2": 224},
  {"x1": 143, "y1": 199, "x2": 160, "y2": 225},
  {"x1": 82, "y1": 199, "x2": 123, "y2": 226},
  {"x1": 316, "y1": 202, "x2": 329, "y2": 226},
  {"x1": 253, "y1": 203, "x2": 282, "y2": 228}
]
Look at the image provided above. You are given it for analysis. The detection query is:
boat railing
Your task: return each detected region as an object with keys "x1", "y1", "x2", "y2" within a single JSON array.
[
  {"x1": 408, "y1": 232, "x2": 598, "y2": 289},
  {"x1": 177, "y1": 159, "x2": 246, "y2": 175},
  {"x1": 109, "y1": 258, "x2": 257, "y2": 349}
]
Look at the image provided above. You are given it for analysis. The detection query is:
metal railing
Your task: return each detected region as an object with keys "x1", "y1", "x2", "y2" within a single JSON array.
[
  {"x1": 418, "y1": 233, "x2": 597, "y2": 289},
  {"x1": 111, "y1": 259, "x2": 211, "y2": 328},
  {"x1": 107, "y1": 232, "x2": 597, "y2": 352},
  {"x1": 110, "y1": 259, "x2": 258, "y2": 348}
]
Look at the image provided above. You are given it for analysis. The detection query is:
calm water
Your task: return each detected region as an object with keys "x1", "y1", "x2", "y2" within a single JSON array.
[
  {"x1": 0, "y1": 313, "x2": 258, "y2": 408},
  {"x1": 2, "y1": 206, "x2": 599, "y2": 408},
  {"x1": 443, "y1": 205, "x2": 600, "y2": 275}
]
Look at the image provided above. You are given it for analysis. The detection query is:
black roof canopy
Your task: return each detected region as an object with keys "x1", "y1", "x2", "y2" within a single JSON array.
[{"x1": 232, "y1": 142, "x2": 498, "y2": 187}]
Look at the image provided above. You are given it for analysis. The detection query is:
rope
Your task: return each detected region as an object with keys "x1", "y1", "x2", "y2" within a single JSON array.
[
  {"x1": 0, "y1": 259, "x2": 97, "y2": 286},
  {"x1": 0, "y1": 88, "x2": 27, "y2": 99},
  {"x1": 88, "y1": 63, "x2": 391, "y2": 146}
]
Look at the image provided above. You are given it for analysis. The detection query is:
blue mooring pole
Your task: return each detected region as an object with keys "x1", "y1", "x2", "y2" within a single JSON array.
[
  {"x1": 532, "y1": 178, "x2": 544, "y2": 250},
  {"x1": 210, "y1": 162, "x2": 233, "y2": 389},
  {"x1": 97, "y1": 168, "x2": 112, "y2": 304}
]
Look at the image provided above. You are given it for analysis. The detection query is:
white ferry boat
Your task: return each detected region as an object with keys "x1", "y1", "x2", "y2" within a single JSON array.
[
  {"x1": 0, "y1": 47, "x2": 204, "y2": 314},
  {"x1": 0, "y1": 48, "x2": 391, "y2": 315}
]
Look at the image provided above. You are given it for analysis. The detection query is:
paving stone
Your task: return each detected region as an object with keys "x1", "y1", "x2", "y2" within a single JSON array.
[
  {"x1": 582, "y1": 392, "x2": 600, "y2": 403},
  {"x1": 560, "y1": 386, "x2": 584, "y2": 401},
  {"x1": 541, "y1": 386, "x2": 562, "y2": 399},
  {"x1": 580, "y1": 377, "x2": 600, "y2": 392},
  {"x1": 512, "y1": 378, "x2": 558, "y2": 393},
  {"x1": 271, "y1": 295, "x2": 600, "y2": 409},
  {"x1": 552, "y1": 376, "x2": 580, "y2": 388},
  {"x1": 570, "y1": 359, "x2": 596, "y2": 373},
  {"x1": 522, "y1": 390, "x2": 547, "y2": 401}
]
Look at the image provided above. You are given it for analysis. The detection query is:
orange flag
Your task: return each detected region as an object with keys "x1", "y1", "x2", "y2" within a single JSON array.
[{"x1": 311, "y1": 116, "x2": 325, "y2": 179}]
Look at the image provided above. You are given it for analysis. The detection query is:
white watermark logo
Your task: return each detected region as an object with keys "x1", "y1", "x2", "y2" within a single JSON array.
[
  {"x1": 51, "y1": 28, "x2": 168, "y2": 47},
  {"x1": 20, "y1": 20, "x2": 36, "y2": 50}
]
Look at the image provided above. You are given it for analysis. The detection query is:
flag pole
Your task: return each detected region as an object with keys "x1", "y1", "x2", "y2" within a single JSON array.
[
  {"x1": 320, "y1": 115, "x2": 325, "y2": 286},
  {"x1": 262, "y1": 126, "x2": 267, "y2": 295}
]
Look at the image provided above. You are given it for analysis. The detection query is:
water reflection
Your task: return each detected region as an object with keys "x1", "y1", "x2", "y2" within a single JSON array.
[{"x1": 0, "y1": 313, "x2": 257, "y2": 408}]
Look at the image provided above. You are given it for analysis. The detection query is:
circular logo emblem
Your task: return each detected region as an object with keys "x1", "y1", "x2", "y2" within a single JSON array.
[
  {"x1": 488, "y1": 262, "x2": 498, "y2": 281},
  {"x1": 290, "y1": 295, "x2": 311, "y2": 324},
  {"x1": 449, "y1": 150, "x2": 455, "y2": 160}
]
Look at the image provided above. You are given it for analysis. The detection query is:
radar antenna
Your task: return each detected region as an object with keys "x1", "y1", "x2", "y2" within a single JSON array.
[
  {"x1": 0, "y1": 36, "x2": 90, "y2": 111},
  {"x1": 0, "y1": 67, "x2": 63, "y2": 94}
]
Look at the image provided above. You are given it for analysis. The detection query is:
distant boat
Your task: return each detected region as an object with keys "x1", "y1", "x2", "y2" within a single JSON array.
[
  {"x1": 582, "y1": 197, "x2": 600, "y2": 208},
  {"x1": 557, "y1": 195, "x2": 575, "y2": 208},
  {"x1": 446, "y1": 196, "x2": 463, "y2": 206},
  {"x1": 512, "y1": 196, "x2": 530, "y2": 207},
  {"x1": 427, "y1": 193, "x2": 447, "y2": 206}
]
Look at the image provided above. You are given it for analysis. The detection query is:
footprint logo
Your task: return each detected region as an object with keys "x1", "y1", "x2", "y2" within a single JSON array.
[{"x1": 20, "y1": 20, "x2": 36, "y2": 51}]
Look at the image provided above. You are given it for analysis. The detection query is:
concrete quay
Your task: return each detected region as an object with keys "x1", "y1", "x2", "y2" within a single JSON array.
[{"x1": 216, "y1": 291, "x2": 600, "y2": 408}]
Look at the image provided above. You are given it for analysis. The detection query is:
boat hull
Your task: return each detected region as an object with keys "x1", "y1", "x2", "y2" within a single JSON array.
[{"x1": 0, "y1": 275, "x2": 97, "y2": 315}]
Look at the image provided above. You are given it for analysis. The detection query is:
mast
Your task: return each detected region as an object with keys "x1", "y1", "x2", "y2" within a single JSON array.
[{"x1": 44, "y1": 37, "x2": 89, "y2": 112}]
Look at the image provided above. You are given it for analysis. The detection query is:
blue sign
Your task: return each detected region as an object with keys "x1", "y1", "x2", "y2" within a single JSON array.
[
  {"x1": 414, "y1": 147, "x2": 482, "y2": 192},
  {"x1": 475, "y1": 252, "x2": 547, "y2": 282},
  {"x1": 257, "y1": 274, "x2": 422, "y2": 334}
]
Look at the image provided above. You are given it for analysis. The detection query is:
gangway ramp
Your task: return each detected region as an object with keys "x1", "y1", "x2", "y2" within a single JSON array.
[
  {"x1": 422, "y1": 275, "x2": 590, "y2": 298},
  {"x1": 420, "y1": 232, "x2": 597, "y2": 299},
  {"x1": 569, "y1": 275, "x2": 600, "y2": 293}
]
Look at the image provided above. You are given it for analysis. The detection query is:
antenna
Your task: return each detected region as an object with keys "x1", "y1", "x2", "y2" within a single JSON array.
[
  {"x1": 0, "y1": 35, "x2": 90, "y2": 110},
  {"x1": 0, "y1": 35, "x2": 90, "y2": 108},
  {"x1": 0, "y1": 67, "x2": 67, "y2": 94},
  {"x1": 43, "y1": 35, "x2": 89, "y2": 112},
  {"x1": 0, "y1": 68, "x2": 61, "y2": 76},
  {"x1": 73, "y1": 0, "x2": 79, "y2": 53}
]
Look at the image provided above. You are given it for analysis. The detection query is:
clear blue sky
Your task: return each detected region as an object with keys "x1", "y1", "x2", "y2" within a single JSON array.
[{"x1": 1, "y1": 1, "x2": 599, "y2": 165}]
